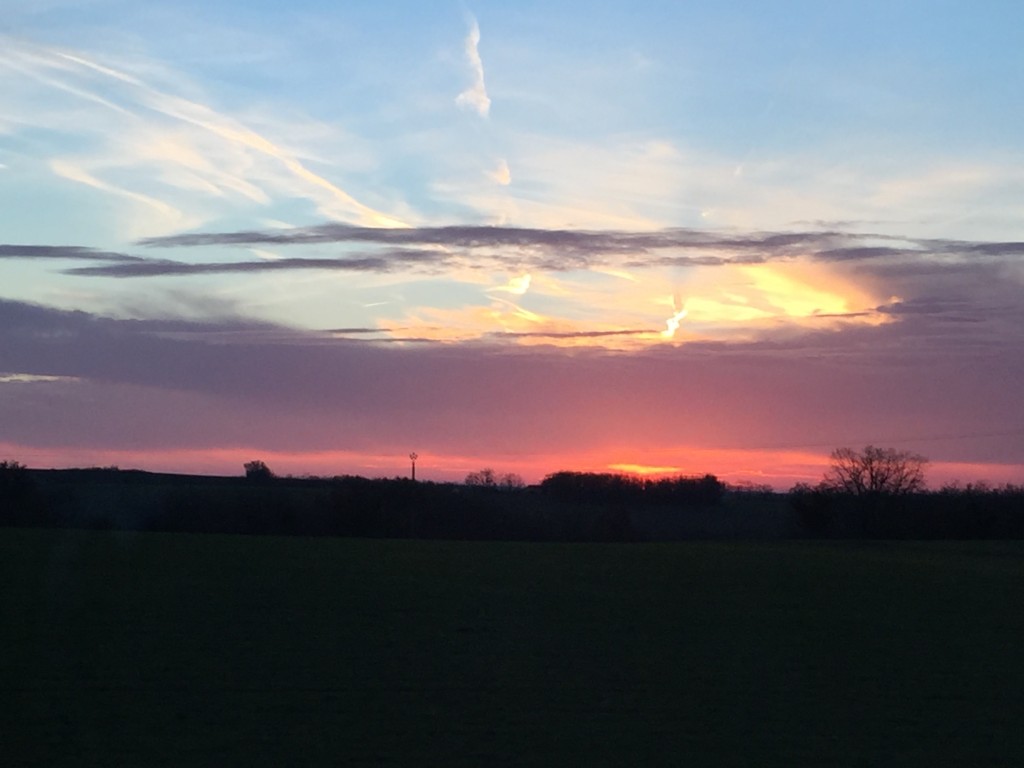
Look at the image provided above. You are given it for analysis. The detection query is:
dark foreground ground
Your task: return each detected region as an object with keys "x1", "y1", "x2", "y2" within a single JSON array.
[{"x1": 2, "y1": 529, "x2": 1022, "y2": 767}]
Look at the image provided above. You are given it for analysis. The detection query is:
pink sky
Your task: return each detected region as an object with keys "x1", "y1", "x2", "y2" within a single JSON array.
[{"x1": 2, "y1": 291, "x2": 1021, "y2": 489}]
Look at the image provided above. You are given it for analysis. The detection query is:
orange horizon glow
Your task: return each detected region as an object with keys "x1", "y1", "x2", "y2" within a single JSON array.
[
  {"x1": 3, "y1": 442, "x2": 1018, "y2": 491},
  {"x1": 607, "y1": 463, "x2": 683, "y2": 476}
]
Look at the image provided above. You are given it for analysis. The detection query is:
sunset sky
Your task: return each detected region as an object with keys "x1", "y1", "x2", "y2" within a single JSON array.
[{"x1": 2, "y1": 1, "x2": 1023, "y2": 487}]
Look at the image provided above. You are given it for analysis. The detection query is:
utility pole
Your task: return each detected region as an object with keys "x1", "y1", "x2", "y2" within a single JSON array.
[{"x1": 409, "y1": 452, "x2": 418, "y2": 481}]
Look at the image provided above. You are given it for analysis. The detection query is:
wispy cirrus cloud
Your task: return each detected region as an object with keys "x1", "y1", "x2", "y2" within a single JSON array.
[
  {"x1": 455, "y1": 17, "x2": 491, "y2": 118},
  {"x1": 50, "y1": 157, "x2": 190, "y2": 230},
  {"x1": 0, "y1": 35, "x2": 404, "y2": 235}
]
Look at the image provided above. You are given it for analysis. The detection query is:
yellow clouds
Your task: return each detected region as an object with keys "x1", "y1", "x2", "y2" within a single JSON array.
[
  {"x1": 676, "y1": 261, "x2": 889, "y2": 337},
  {"x1": 378, "y1": 270, "x2": 671, "y2": 349},
  {"x1": 375, "y1": 256, "x2": 890, "y2": 350},
  {"x1": 738, "y1": 264, "x2": 866, "y2": 318},
  {"x1": 388, "y1": 301, "x2": 543, "y2": 343},
  {"x1": 376, "y1": 278, "x2": 649, "y2": 348},
  {"x1": 487, "y1": 273, "x2": 531, "y2": 296}
]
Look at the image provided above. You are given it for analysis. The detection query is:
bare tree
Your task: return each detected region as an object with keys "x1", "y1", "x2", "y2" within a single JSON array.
[
  {"x1": 465, "y1": 468, "x2": 497, "y2": 487},
  {"x1": 465, "y1": 469, "x2": 523, "y2": 489},
  {"x1": 499, "y1": 472, "x2": 525, "y2": 490},
  {"x1": 823, "y1": 445, "x2": 927, "y2": 495}
]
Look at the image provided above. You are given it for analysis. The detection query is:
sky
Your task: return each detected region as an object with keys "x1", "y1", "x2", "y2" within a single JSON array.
[{"x1": 1, "y1": 1, "x2": 1023, "y2": 488}]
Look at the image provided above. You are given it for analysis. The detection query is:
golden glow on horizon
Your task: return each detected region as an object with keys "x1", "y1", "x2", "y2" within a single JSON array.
[
  {"x1": 3, "y1": 441, "x2": 1018, "y2": 490},
  {"x1": 0, "y1": 441, "x2": 830, "y2": 487},
  {"x1": 607, "y1": 463, "x2": 682, "y2": 476}
]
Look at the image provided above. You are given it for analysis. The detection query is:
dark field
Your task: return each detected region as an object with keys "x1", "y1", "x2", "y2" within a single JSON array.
[{"x1": 2, "y1": 529, "x2": 1023, "y2": 766}]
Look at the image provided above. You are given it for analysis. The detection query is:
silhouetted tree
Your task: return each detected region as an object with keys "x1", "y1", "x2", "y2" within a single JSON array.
[
  {"x1": 499, "y1": 472, "x2": 525, "y2": 490},
  {"x1": 0, "y1": 460, "x2": 28, "y2": 478},
  {"x1": 823, "y1": 445, "x2": 927, "y2": 495},
  {"x1": 814, "y1": 446, "x2": 927, "y2": 537},
  {"x1": 243, "y1": 460, "x2": 275, "y2": 481},
  {"x1": 465, "y1": 468, "x2": 497, "y2": 487}
]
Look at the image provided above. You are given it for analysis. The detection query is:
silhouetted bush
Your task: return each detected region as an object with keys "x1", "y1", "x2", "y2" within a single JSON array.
[
  {"x1": 243, "y1": 460, "x2": 275, "y2": 481},
  {"x1": 789, "y1": 483, "x2": 836, "y2": 537}
]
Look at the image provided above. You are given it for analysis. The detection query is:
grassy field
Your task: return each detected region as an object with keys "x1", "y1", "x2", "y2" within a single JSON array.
[{"x1": 2, "y1": 529, "x2": 1022, "y2": 766}]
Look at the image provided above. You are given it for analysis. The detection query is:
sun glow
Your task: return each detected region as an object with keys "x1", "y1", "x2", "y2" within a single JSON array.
[
  {"x1": 607, "y1": 463, "x2": 682, "y2": 476},
  {"x1": 738, "y1": 264, "x2": 871, "y2": 319}
]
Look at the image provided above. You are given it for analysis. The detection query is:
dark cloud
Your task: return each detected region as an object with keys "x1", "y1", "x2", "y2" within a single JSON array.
[
  {"x1": 6, "y1": 224, "x2": 1022, "y2": 279},
  {"x1": 65, "y1": 254, "x2": 410, "y2": 278},
  {"x1": 138, "y1": 223, "x2": 847, "y2": 255},
  {"x1": 878, "y1": 299, "x2": 952, "y2": 316},
  {"x1": 139, "y1": 222, "x2": 1024, "y2": 262},
  {"x1": 815, "y1": 246, "x2": 918, "y2": 261},
  {"x1": 914, "y1": 239, "x2": 1024, "y2": 257},
  {"x1": 133, "y1": 224, "x2": 1024, "y2": 276},
  {"x1": 492, "y1": 329, "x2": 655, "y2": 339},
  {"x1": 61, "y1": 247, "x2": 451, "y2": 278},
  {"x1": 0, "y1": 244, "x2": 143, "y2": 262},
  {"x1": 0, "y1": 296, "x2": 283, "y2": 341},
  {"x1": 789, "y1": 219, "x2": 890, "y2": 229},
  {"x1": 632, "y1": 254, "x2": 769, "y2": 269}
]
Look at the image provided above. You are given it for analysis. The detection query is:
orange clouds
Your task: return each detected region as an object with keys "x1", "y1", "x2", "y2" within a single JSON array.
[{"x1": 375, "y1": 257, "x2": 890, "y2": 350}]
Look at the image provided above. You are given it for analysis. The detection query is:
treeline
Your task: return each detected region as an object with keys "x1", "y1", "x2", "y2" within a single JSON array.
[
  {"x1": 0, "y1": 464, "x2": 730, "y2": 541},
  {"x1": 540, "y1": 471, "x2": 724, "y2": 506},
  {"x1": 791, "y1": 483, "x2": 1024, "y2": 539},
  {"x1": 1, "y1": 461, "x2": 1022, "y2": 541}
]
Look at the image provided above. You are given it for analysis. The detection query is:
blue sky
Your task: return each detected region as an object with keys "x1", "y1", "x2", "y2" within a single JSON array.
[{"x1": 1, "y1": 1, "x2": 1023, "y2": 484}]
